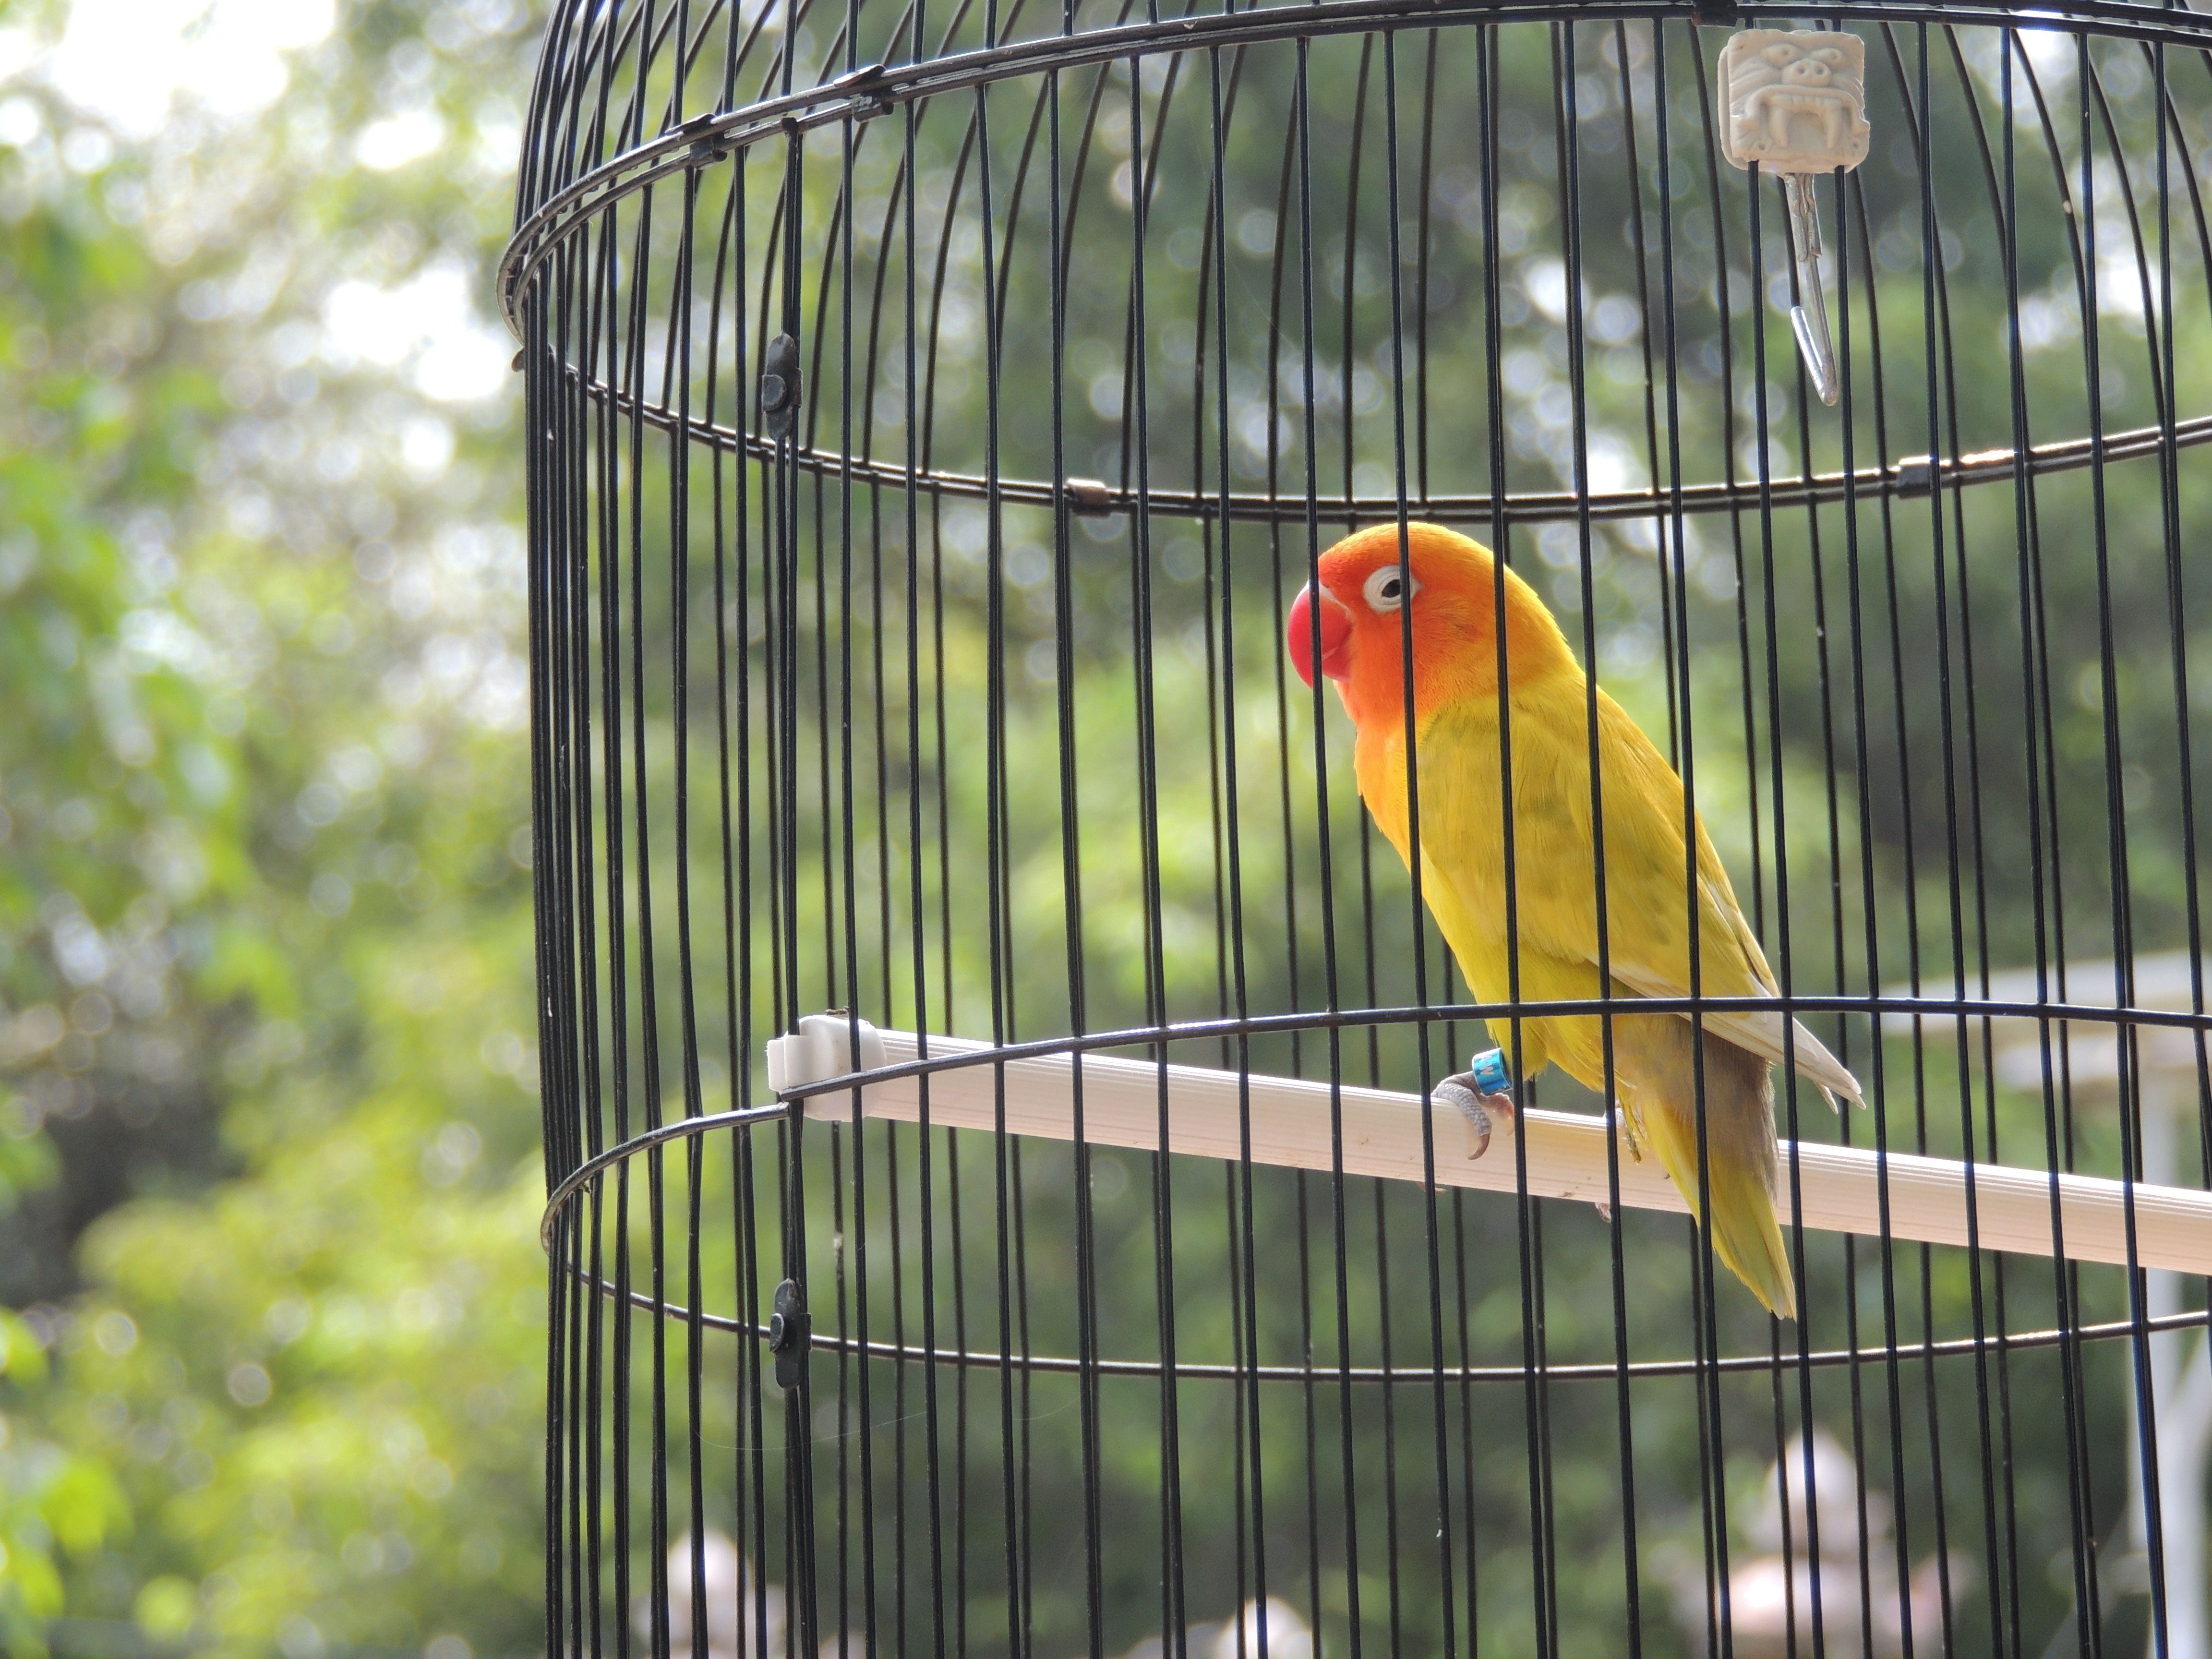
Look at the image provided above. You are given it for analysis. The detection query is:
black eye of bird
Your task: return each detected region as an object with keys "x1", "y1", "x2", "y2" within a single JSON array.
[{"x1": 1380, "y1": 577, "x2": 1400, "y2": 599}]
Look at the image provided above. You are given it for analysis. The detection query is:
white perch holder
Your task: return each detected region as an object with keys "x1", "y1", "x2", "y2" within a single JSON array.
[{"x1": 768, "y1": 1013, "x2": 2212, "y2": 1278}]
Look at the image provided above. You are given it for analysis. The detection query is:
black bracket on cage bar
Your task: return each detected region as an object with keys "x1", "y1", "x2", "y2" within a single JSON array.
[
  {"x1": 827, "y1": 59, "x2": 896, "y2": 119},
  {"x1": 1690, "y1": 0, "x2": 1737, "y2": 24},
  {"x1": 679, "y1": 109, "x2": 728, "y2": 168},
  {"x1": 761, "y1": 333, "x2": 803, "y2": 440},
  {"x1": 1892, "y1": 454, "x2": 1938, "y2": 497},
  {"x1": 768, "y1": 1278, "x2": 810, "y2": 1391},
  {"x1": 1064, "y1": 477, "x2": 1115, "y2": 517}
]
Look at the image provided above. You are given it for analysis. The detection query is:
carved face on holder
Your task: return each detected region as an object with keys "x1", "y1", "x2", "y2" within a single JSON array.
[{"x1": 1718, "y1": 29, "x2": 1872, "y2": 174}]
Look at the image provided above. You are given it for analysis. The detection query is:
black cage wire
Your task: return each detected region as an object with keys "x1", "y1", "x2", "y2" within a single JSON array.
[{"x1": 505, "y1": 1, "x2": 2212, "y2": 1656}]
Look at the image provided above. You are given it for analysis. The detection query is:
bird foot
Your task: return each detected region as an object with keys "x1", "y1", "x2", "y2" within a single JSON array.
[
  {"x1": 1612, "y1": 1106, "x2": 1643, "y2": 1163},
  {"x1": 1437, "y1": 1073, "x2": 1516, "y2": 1160}
]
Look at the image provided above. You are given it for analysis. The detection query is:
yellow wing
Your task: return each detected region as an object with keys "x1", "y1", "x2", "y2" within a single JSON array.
[{"x1": 1362, "y1": 678, "x2": 1862, "y2": 1108}]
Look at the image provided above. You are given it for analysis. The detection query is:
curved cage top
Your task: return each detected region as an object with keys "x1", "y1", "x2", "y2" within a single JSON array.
[{"x1": 506, "y1": 0, "x2": 2212, "y2": 526}]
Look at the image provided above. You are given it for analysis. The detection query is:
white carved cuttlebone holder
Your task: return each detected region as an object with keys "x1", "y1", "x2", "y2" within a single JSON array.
[{"x1": 1718, "y1": 28, "x2": 1872, "y2": 405}]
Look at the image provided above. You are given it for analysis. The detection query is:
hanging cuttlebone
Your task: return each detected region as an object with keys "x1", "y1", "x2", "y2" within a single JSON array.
[{"x1": 1718, "y1": 28, "x2": 1872, "y2": 405}]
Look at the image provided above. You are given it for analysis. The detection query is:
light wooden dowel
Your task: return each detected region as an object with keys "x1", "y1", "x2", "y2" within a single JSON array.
[{"x1": 767, "y1": 1016, "x2": 2212, "y2": 1276}]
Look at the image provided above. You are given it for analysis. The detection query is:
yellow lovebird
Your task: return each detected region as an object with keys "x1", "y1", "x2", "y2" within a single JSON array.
[{"x1": 1286, "y1": 522, "x2": 1862, "y2": 1319}]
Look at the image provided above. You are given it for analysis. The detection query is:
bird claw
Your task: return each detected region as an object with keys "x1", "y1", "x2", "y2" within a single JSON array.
[{"x1": 1437, "y1": 1073, "x2": 1516, "y2": 1160}]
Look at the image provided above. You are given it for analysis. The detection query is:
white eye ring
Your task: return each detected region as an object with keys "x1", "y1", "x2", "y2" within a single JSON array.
[{"x1": 1363, "y1": 565, "x2": 1417, "y2": 613}]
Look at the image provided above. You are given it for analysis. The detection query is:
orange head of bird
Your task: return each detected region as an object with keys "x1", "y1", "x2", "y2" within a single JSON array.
[{"x1": 1286, "y1": 522, "x2": 1570, "y2": 729}]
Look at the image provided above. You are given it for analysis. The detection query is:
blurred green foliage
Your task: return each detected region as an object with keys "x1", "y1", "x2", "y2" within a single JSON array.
[{"x1": 0, "y1": 0, "x2": 551, "y2": 1650}]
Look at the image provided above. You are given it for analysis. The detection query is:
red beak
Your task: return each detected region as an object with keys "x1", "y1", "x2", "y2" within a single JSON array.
[{"x1": 1287, "y1": 583, "x2": 1354, "y2": 686}]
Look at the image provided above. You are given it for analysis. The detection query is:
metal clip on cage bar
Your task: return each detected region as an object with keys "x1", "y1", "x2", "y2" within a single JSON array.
[
  {"x1": 1718, "y1": 28, "x2": 1873, "y2": 405},
  {"x1": 769, "y1": 1014, "x2": 2212, "y2": 1278},
  {"x1": 1782, "y1": 175, "x2": 1836, "y2": 403}
]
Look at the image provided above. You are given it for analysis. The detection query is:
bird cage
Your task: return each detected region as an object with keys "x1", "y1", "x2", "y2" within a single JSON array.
[{"x1": 503, "y1": 1, "x2": 2212, "y2": 1655}]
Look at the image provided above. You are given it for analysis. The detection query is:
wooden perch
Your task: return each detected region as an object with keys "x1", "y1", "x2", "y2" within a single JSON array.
[{"x1": 766, "y1": 1015, "x2": 2212, "y2": 1277}]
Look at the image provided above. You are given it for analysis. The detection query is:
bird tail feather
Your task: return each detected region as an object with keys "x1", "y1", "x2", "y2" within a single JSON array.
[
  {"x1": 1691, "y1": 1141, "x2": 1797, "y2": 1322},
  {"x1": 1621, "y1": 1017, "x2": 1797, "y2": 1321}
]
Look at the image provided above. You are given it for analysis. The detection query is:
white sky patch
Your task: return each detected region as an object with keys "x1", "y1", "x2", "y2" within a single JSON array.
[
  {"x1": 401, "y1": 415, "x2": 457, "y2": 477},
  {"x1": 1522, "y1": 256, "x2": 1577, "y2": 326},
  {"x1": 2099, "y1": 250, "x2": 2150, "y2": 323},
  {"x1": 1958, "y1": 22, "x2": 2079, "y2": 117},
  {"x1": 0, "y1": 95, "x2": 41, "y2": 146},
  {"x1": 323, "y1": 260, "x2": 511, "y2": 404},
  {"x1": 0, "y1": 27, "x2": 38, "y2": 84},
  {"x1": 1585, "y1": 433, "x2": 1645, "y2": 496},
  {"x1": 2015, "y1": 25, "x2": 2078, "y2": 87},
  {"x1": 355, "y1": 107, "x2": 445, "y2": 171},
  {"x1": 470, "y1": 108, "x2": 520, "y2": 177},
  {"x1": 41, "y1": 0, "x2": 337, "y2": 138}
]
